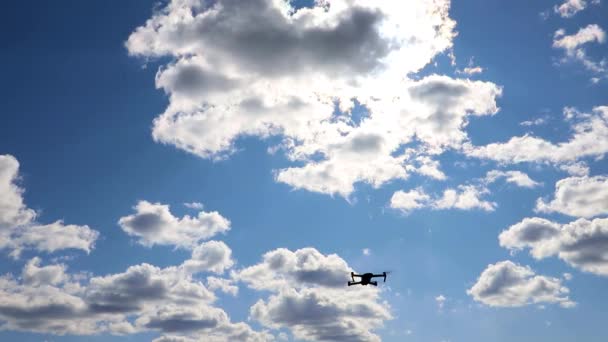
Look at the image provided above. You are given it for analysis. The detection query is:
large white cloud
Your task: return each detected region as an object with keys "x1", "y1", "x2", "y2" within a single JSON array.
[
  {"x1": 467, "y1": 260, "x2": 574, "y2": 308},
  {"x1": 118, "y1": 201, "x2": 230, "y2": 249},
  {"x1": 499, "y1": 217, "x2": 608, "y2": 276},
  {"x1": 126, "y1": 0, "x2": 503, "y2": 197},
  {"x1": 536, "y1": 176, "x2": 608, "y2": 218},
  {"x1": 0, "y1": 155, "x2": 98, "y2": 258},
  {"x1": 237, "y1": 247, "x2": 391, "y2": 341}
]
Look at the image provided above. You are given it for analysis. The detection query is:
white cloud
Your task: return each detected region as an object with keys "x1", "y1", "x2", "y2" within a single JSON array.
[
  {"x1": 184, "y1": 202, "x2": 204, "y2": 210},
  {"x1": 485, "y1": 170, "x2": 541, "y2": 188},
  {"x1": 118, "y1": 201, "x2": 230, "y2": 249},
  {"x1": 126, "y1": 0, "x2": 503, "y2": 198},
  {"x1": 465, "y1": 106, "x2": 608, "y2": 166},
  {"x1": 499, "y1": 217, "x2": 608, "y2": 276},
  {"x1": 391, "y1": 185, "x2": 496, "y2": 213},
  {"x1": 536, "y1": 176, "x2": 608, "y2": 218},
  {"x1": 389, "y1": 188, "x2": 430, "y2": 213},
  {"x1": 467, "y1": 261, "x2": 574, "y2": 308},
  {"x1": 433, "y1": 185, "x2": 496, "y2": 211},
  {"x1": 553, "y1": 24, "x2": 607, "y2": 75},
  {"x1": 237, "y1": 247, "x2": 391, "y2": 341},
  {"x1": 456, "y1": 57, "x2": 484, "y2": 75},
  {"x1": 0, "y1": 155, "x2": 99, "y2": 258},
  {"x1": 554, "y1": 0, "x2": 596, "y2": 18},
  {"x1": 182, "y1": 240, "x2": 234, "y2": 274}
]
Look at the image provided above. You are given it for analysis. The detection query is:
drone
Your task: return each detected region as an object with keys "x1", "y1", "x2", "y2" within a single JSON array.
[{"x1": 348, "y1": 272, "x2": 387, "y2": 286}]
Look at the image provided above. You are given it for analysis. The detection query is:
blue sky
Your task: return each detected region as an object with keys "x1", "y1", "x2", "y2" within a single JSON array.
[{"x1": 0, "y1": 1, "x2": 607, "y2": 341}]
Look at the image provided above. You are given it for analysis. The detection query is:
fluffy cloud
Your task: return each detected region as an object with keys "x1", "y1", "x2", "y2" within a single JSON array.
[
  {"x1": 390, "y1": 185, "x2": 495, "y2": 213},
  {"x1": 126, "y1": 0, "x2": 503, "y2": 197},
  {"x1": 0, "y1": 155, "x2": 36, "y2": 228},
  {"x1": 182, "y1": 240, "x2": 234, "y2": 274},
  {"x1": 465, "y1": 106, "x2": 608, "y2": 166},
  {"x1": 118, "y1": 201, "x2": 230, "y2": 249},
  {"x1": 238, "y1": 247, "x2": 391, "y2": 341},
  {"x1": 485, "y1": 170, "x2": 541, "y2": 188},
  {"x1": 237, "y1": 247, "x2": 351, "y2": 291},
  {"x1": 467, "y1": 261, "x2": 574, "y2": 308},
  {"x1": 389, "y1": 188, "x2": 430, "y2": 213},
  {"x1": 251, "y1": 287, "x2": 390, "y2": 342},
  {"x1": 0, "y1": 155, "x2": 98, "y2": 258},
  {"x1": 499, "y1": 217, "x2": 608, "y2": 276},
  {"x1": 535, "y1": 176, "x2": 608, "y2": 218}
]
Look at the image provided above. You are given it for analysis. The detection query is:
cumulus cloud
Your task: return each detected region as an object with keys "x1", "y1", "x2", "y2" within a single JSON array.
[
  {"x1": 118, "y1": 201, "x2": 230, "y2": 249},
  {"x1": 0, "y1": 155, "x2": 98, "y2": 258},
  {"x1": 182, "y1": 240, "x2": 234, "y2": 274},
  {"x1": 499, "y1": 217, "x2": 608, "y2": 276},
  {"x1": 536, "y1": 176, "x2": 608, "y2": 218},
  {"x1": 237, "y1": 247, "x2": 391, "y2": 341},
  {"x1": 465, "y1": 106, "x2": 608, "y2": 167},
  {"x1": 467, "y1": 261, "x2": 574, "y2": 308},
  {"x1": 237, "y1": 247, "x2": 351, "y2": 291},
  {"x1": 485, "y1": 170, "x2": 541, "y2": 188},
  {"x1": 0, "y1": 252, "x2": 269, "y2": 341},
  {"x1": 126, "y1": 0, "x2": 503, "y2": 197},
  {"x1": 433, "y1": 185, "x2": 496, "y2": 211}
]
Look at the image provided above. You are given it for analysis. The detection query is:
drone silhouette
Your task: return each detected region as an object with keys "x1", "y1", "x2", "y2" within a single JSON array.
[{"x1": 348, "y1": 272, "x2": 387, "y2": 286}]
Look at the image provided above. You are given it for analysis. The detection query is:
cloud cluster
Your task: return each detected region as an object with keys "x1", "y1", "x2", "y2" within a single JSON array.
[
  {"x1": 0, "y1": 155, "x2": 98, "y2": 258},
  {"x1": 467, "y1": 261, "x2": 574, "y2": 308},
  {"x1": 238, "y1": 247, "x2": 391, "y2": 341},
  {"x1": 0, "y1": 250, "x2": 268, "y2": 341},
  {"x1": 118, "y1": 201, "x2": 230, "y2": 249},
  {"x1": 126, "y1": 0, "x2": 505, "y2": 197},
  {"x1": 500, "y1": 217, "x2": 608, "y2": 276}
]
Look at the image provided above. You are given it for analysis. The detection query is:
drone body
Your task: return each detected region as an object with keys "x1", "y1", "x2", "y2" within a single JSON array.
[{"x1": 348, "y1": 272, "x2": 387, "y2": 286}]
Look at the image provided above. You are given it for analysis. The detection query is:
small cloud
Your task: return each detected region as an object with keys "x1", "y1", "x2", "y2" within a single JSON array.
[
  {"x1": 184, "y1": 202, "x2": 204, "y2": 210},
  {"x1": 435, "y1": 294, "x2": 447, "y2": 310}
]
